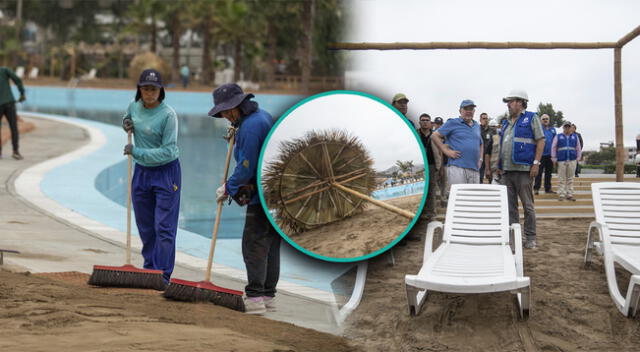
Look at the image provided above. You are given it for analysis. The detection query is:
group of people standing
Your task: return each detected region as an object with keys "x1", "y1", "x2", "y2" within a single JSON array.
[
  {"x1": 394, "y1": 90, "x2": 583, "y2": 249},
  {"x1": 123, "y1": 69, "x2": 279, "y2": 315}
]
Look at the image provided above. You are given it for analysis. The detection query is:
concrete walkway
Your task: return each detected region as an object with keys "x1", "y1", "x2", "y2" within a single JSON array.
[{"x1": 0, "y1": 116, "x2": 340, "y2": 334}]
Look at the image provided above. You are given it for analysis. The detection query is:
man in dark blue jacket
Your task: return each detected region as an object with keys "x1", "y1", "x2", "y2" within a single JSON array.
[
  {"x1": 209, "y1": 83, "x2": 279, "y2": 315},
  {"x1": 533, "y1": 114, "x2": 556, "y2": 195}
]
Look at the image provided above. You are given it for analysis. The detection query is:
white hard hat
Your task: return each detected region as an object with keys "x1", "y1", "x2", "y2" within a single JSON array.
[{"x1": 502, "y1": 89, "x2": 529, "y2": 103}]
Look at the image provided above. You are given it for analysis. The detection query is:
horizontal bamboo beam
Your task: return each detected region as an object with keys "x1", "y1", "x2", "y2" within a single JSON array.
[
  {"x1": 617, "y1": 24, "x2": 640, "y2": 47},
  {"x1": 328, "y1": 41, "x2": 618, "y2": 51}
]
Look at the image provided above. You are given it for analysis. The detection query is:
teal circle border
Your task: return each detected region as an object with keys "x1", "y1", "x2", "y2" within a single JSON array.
[{"x1": 257, "y1": 90, "x2": 429, "y2": 263}]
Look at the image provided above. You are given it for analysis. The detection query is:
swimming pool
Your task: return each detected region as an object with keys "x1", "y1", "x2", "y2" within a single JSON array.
[{"x1": 16, "y1": 85, "x2": 357, "y2": 295}]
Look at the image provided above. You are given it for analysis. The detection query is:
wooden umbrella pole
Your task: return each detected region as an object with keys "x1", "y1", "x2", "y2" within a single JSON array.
[
  {"x1": 280, "y1": 167, "x2": 369, "y2": 200},
  {"x1": 205, "y1": 128, "x2": 236, "y2": 282},
  {"x1": 126, "y1": 131, "x2": 133, "y2": 265},
  {"x1": 331, "y1": 182, "x2": 415, "y2": 219}
]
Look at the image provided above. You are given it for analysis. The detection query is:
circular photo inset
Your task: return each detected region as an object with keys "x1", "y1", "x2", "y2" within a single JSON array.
[{"x1": 258, "y1": 91, "x2": 427, "y2": 262}]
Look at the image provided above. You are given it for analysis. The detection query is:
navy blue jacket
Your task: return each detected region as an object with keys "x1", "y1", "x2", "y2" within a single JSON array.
[{"x1": 226, "y1": 108, "x2": 274, "y2": 205}]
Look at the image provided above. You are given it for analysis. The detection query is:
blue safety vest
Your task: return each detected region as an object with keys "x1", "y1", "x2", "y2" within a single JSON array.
[
  {"x1": 556, "y1": 133, "x2": 578, "y2": 161},
  {"x1": 542, "y1": 126, "x2": 556, "y2": 156},
  {"x1": 500, "y1": 111, "x2": 537, "y2": 165}
]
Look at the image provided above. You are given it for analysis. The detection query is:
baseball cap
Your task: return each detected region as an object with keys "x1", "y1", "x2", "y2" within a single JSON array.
[
  {"x1": 460, "y1": 99, "x2": 476, "y2": 108},
  {"x1": 137, "y1": 69, "x2": 163, "y2": 88},
  {"x1": 434, "y1": 117, "x2": 444, "y2": 124},
  {"x1": 392, "y1": 93, "x2": 409, "y2": 103},
  {"x1": 563, "y1": 121, "x2": 572, "y2": 127}
]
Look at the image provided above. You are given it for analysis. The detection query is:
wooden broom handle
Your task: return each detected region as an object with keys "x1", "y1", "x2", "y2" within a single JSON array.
[
  {"x1": 126, "y1": 131, "x2": 133, "y2": 265},
  {"x1": 205, "y1": 128, "x2": 236, "y2": 282},
  {"x1": 331, "y1": 182, "x2": 415, "y2": 219}
]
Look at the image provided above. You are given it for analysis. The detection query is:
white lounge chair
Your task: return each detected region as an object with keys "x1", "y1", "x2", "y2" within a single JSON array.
[
  {"x1": 28, "y1": 67, "x2": 39, "y2": 79},
  {"x1": 405, "y1": 184, "x2": 531, "y2": 319},
  {"x1": 80, "y1": 68, "x2": 97, "y2": 80},
  {"x1": 584, "y1": 182, "x2": 640, "y2": 317}
]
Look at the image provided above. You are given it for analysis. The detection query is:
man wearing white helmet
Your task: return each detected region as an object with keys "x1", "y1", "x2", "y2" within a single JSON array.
[{"x1": 497, "y1": 89, "x2": 545, "y2": 249}]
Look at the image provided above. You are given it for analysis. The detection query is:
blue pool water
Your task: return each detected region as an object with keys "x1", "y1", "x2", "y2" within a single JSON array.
[
  {"x1": 372, "y1": 181, "x2": 425, "y2": 200},
  {"x1": 18, "y1": 86, "x2": 304, "y2": 239}
]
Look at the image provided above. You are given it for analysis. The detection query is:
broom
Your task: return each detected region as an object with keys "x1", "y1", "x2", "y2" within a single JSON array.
[
  {"x1": 163, "y1": 127, "x2": 245, "y2": 312},
  {"x1": 88, "y1": 130, "x2": 166, "y2": 290}
]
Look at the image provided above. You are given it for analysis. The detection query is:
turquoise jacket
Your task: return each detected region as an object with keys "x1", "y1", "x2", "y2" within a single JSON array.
[{"x1": 123, "y1": 100, "x2": 179, "y2": 167}]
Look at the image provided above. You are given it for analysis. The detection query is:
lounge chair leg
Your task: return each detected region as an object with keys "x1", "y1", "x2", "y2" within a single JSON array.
[
  {"x1": 516, "y1": 286, "x2": 531, "y2": 320},
  {"x1": 584, "y1": 225, "x2": 596, "y2": 267},
  {"x1": 405, "y1": 284, "x2": 427, "y2": 316},
  {"x1": 625, "y1": 275, "x2": 640, "y2": 318}
]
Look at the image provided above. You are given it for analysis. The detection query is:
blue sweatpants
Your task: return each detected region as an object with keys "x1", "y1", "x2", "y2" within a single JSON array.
[{"x1": 131, "y1": 159, "x2": 181, "y2": 283}]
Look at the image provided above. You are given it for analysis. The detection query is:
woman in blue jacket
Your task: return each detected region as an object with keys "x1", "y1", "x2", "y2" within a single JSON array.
[{"x1": 122, "y1": 69, "x2": 181, "y2": 285}]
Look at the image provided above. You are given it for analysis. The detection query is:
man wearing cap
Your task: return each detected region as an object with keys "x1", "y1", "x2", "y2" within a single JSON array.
[
  {"x1": 392, "y1": 93, "x2": 409, "y2": 117},
  {"x1": 483, "y1": 118, "x2": 503, "y2": 184},
  {"x1": 533, "y1": 114, "x2": 557, "y2": 195},
  {"x1": 551, "y1": 121, "x2": 582, "y2": 201},
  {"x1": 0, "y1": 66, "x2": 26, "y2": 160},
  {"x1": 497, "y1": 89, "x2": 545, "y2": 249},
  {"x1": 571, "y1": 124, "x2": 584, "y2": 178},
  {"x1": 209, "y1": 83, "x2": 279, "y2": 315},
  {"x1": 431, "y1": 99, "x2": 483, "y2": 189}
]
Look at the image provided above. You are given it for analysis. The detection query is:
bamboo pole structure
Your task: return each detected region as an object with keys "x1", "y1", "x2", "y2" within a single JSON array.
[
  {"x1": 328, "y1": 41, "x2": 618, "y2": 50},
  {"x1": 614, "y1": 47, "x2": 624, "y2": 181},
  {"x1": 332, "y1": 183, "x2": 415, "y2": 219},
  {"x1": 329, "y1": 25, "x2": 640, "y2": 181}
]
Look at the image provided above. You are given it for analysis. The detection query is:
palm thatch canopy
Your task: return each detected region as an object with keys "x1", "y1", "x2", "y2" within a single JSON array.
[{"x1": 263, "y1": 129, "x2": 377, "y2": 234}]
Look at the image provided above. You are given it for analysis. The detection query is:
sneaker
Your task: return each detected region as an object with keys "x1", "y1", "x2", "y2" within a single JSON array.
[
  {"x1": 243, "y1": 296, "x2": 266, "y2": 315},
  {"x1": 545, "y1": 190, "x2": 556, "y2": 194},
  {"x1": 558, "y1": 197, "x2": 565, "y2": 201},
  {"x1": 12, "y1": 152, "x2": 23, "y2": 160},
  {"x1": 524, "y1": 240, "x2": 537, "y2": 249},
  {"x1": 534, "y1": 190, "x2": 539, "y2": 195},
  {"x1": 262, "y1": 296, "x2": 276, "y2": 312},
  {"x1": 567, "y1": 196, "x2": 576, "y2": 202}
]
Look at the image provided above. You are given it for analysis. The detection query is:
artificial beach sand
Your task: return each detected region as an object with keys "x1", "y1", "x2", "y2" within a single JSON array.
[
  {"x1": 343, "y1": 218, "x2": 640, "y2": 352},
  {"x1": 288, "y1": 194, "x2": 422, "y2": 258},
  {"x1": 0, "y1": 270, "x2": 359, "y2": 352}
]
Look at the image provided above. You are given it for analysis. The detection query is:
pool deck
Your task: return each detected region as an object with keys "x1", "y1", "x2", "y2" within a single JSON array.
[{"x1": 0, "y1": 115, "x2": 342, "y2": 335}]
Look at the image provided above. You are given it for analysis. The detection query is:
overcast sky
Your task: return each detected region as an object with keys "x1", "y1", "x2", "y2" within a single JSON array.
[
  {"x1": 344, "y1": 0, "x2": 640, "y2": 151},
  {"x1": 262, "y1": 93, "x2": 424, "y2": 171}
]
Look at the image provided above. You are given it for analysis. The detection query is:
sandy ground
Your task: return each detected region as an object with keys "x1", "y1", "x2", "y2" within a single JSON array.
[
  {"x1": 289, "y1": 194, "x2": 422, "y2": 259},
  {"x1": 344, "y1": 218, "x2": 640, "y2": 352},
  {"x1": 0, "y1": 270, "x2": 359, "y2": 352}
]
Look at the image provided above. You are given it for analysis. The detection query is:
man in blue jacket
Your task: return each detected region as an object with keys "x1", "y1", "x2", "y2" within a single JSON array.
[
  {"x1": 0, "y1": 66, "x2": 26, "y2": 160},
  {"x1": 497, "y1": 90, "x2": 545, "y2": 249},
  {"x1": 533, "y1": 114, "x2": 556, "y2": 195},
  {"x1": 209, "y1": 83, "x2": 279, "y2": 315}
]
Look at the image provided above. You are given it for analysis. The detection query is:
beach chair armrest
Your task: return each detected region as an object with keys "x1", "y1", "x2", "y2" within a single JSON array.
[{"x1": 424, "y1": 221, "x2": 444, "y2": 260}]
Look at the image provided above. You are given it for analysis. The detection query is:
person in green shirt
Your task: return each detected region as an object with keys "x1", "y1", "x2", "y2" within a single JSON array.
[
  {"x1": 122, "y1": 69, "x2": 181, "y2": 284},
  {"x1": 0, "y1": 66, "x2": 26, "y2": 160}
]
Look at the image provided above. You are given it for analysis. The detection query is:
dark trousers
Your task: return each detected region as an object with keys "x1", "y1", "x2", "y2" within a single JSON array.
[
  {"x1": 501, "y1": 171, "x2": 536, "y2": 240},
  {"x1": 0, "y1": 102, "x2": 19, "y2": 153},
  {"x1": 242, "y1": 204, "x2": 281, "y2": 298},
  {"x1": 132, "y1": 159, "x2": 181, "y2": 283},
  {"x1": 479, "y1": 161, "x2": 486, "y2": 184},
  {"x1": 533, "y1": 155, "x2": 553, "y2": 192},
  {"x1": 575, "y1": 162, "x2": 581, "y2": 177}
]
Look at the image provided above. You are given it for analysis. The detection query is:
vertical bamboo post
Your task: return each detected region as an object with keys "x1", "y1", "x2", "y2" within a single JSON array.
[{"x1": 614, "y1": 47, "x2": 624, "y2": 182}]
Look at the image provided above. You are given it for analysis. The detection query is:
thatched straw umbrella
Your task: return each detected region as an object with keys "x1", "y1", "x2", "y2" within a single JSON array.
[{"x1": 263, "y1": 129, "x2": 414, "y2": 234}]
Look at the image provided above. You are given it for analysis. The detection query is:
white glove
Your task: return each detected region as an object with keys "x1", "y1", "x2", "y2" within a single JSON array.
[{"x1": 216, "y1": 184, "x2": 228, "y2": 202}]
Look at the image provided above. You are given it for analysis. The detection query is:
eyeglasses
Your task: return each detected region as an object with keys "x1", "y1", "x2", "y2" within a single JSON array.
[
  {"x1": 481, "y1": 117, "x2": 488, "y2": 120},
  {"x1": 541, "y1": 118, "x2": 549, "y2": 121},
  {"x1": 420, "y1": 120, "x2": 431, "y2": 122}
]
